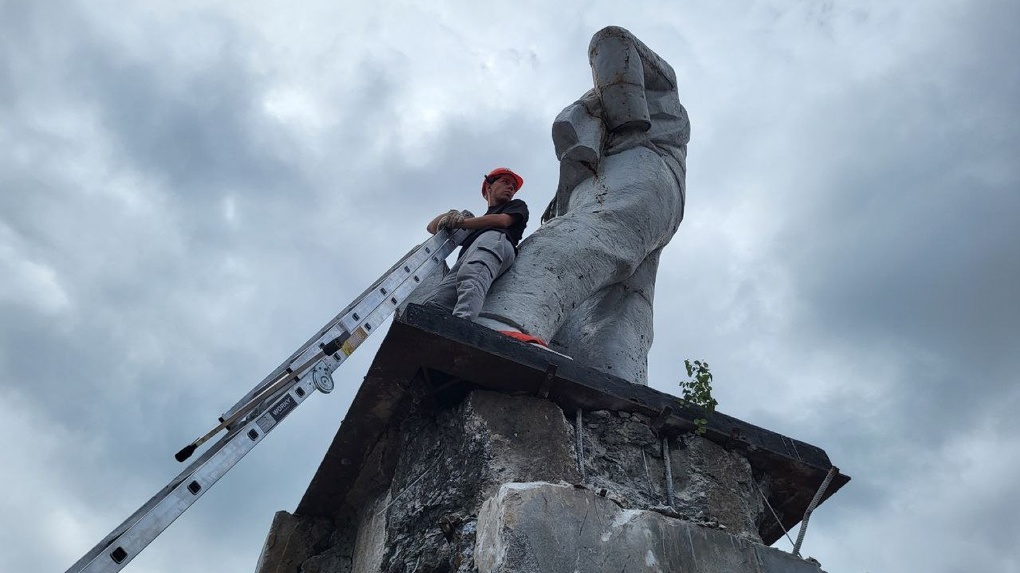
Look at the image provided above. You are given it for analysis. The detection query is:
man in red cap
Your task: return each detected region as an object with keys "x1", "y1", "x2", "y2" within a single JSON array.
[{"x1": 422, "y1": 167, "x2": 529, "y2": 320}]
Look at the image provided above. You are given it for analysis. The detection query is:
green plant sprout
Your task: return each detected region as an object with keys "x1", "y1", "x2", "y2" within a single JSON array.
[{"x1": 678, "y1": 359, "x2": 718, "y2": 435}]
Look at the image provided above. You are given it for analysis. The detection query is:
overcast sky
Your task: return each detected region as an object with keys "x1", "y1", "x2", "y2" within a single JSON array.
[{"x1": 2, "y1": 1, "x2": 1018, "y2": 572}]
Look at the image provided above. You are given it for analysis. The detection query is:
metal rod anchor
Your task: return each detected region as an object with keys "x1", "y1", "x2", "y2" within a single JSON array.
[
  {"x1": 662, "y1": 436, "x2": 674, "y2": 507},
  {"x1": 575, "y1": 409, "x2": 586, "y2": 482},
  {"x1": 792, "y1": 466, "x2": 839, "y2": 556}
]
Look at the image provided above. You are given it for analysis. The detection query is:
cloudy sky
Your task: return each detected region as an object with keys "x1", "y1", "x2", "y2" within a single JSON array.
[{"x1": 3, "y1": 0, "x2": 1018, "y2": 572}]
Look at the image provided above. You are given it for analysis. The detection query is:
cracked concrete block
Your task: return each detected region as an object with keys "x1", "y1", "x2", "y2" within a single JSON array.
[
  {"x1": 351, "y1": 492, "x2": 389, "y2": 573},
  {"x1": 380, "y1": 391, "x2": 580, "y2": 572},
  {"x1": 254, "y1": 511, "x2": 334, "y2": 573},
  {"x1": 577, "y1": 409, "x2": 765, "y2": 542},
  {"x1": 476, "y1": 482, "x2": 824, "y2": 573}
]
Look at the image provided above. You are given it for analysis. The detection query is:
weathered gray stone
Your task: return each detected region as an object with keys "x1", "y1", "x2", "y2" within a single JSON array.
[
  {"x1": 257, "y1": 388, "x2": 838, "y2": 573},
  {"x1": 669, "y1": 435, "x2": 764, "y2": 542},
  {"x1": 351, "y1": 493, "x2": 389, "y2": 573},
  {"x1": 298, "y1": 516, "x2": 358, "y2": 573},
  {"x1": 372, "y1": 392, "x2": 769, "y2": 571},
  {"x1": 575, "y1": 409, "x2": 667, "y2": 509},
  {"x1": 297, "y1": 258, "x2": 849, "y2": 548},
  {"x1": 575, "y1": 409, "x2": 764, "y2": 541},
  {"x1": 476, "y1": 482, "x2": 824, "y2": 573},
  {"x1": 380, "y1": 391, "x2": 580, "y2": 572},
  {"x1": 254, "y1": 511, "x2": 335, "y2": 573},
  {"x1": 478, "y1": 26, "x2": 690, "y2": 385},
  {"x1": 470, "y1": 390, "x2": 582, "y2": 487}
]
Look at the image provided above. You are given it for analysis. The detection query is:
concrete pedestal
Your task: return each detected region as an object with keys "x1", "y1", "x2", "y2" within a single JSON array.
[{"x1": 254, "y1": 305, "x2": 847, "y2": 572}]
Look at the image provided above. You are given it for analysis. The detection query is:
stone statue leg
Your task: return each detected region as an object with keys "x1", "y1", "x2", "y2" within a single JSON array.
[
  {"x1": 549, "y1": 248, "x2": 662, "y2": 385},
  {"x1": 479, "y1": 146, "x2": 682, "y2": 342}
]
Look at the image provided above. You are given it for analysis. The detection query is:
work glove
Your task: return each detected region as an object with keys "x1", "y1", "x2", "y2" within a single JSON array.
[
  {"x1": 447, "y1": 212, "x2": 466, "y2": 228},
  {"x1": 437, "y1": 209, "x2": 461, "y2": 230}
]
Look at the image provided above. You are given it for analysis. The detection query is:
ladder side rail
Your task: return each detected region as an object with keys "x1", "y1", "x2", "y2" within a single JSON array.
[
  {"x1": 67, "y1": 229, "x2": 465, "y2": 573},
  {"x1": 220, "y1": 231, "x2": 457, "y2": 421},
  {"x1": 64, "y1": 437, "x2": 226, "y2": 573},
  {"x1": 232, "y1": 231, "x2": 459, "y2": 421},
  {"x1": 286, "y1": 232, "x2": 459, "y2": 377},
  {"x1": 223, "y1": 232, "x2": 459, "y2": 434},
  {"x1": 69, "y1": 373, "x2": 321, "y2": 573},
  {"x1": 336, "y1": 234, "x2": 457, "y2": 333},
  {"x1": 322, "y1": 247, "x2": 453, "y2": 375}
]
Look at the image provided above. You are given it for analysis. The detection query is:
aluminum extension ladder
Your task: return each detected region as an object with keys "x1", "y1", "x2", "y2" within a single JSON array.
[{"x1": 65, "y1": 227, "x2": 468, "y2": 573}]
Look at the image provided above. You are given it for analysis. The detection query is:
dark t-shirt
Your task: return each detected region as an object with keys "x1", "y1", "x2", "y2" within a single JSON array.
[{"x1": 459, "y1": 199, "x2": 529, "y2": 256}]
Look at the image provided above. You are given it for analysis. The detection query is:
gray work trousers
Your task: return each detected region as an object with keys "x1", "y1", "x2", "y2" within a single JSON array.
[{"x1": 425, "y1": 230, "x2": 516, "y2": 320}]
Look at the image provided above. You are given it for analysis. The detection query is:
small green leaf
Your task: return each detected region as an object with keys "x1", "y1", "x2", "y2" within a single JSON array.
[{"x1": 678, "y1": 357, "x2": 717, "y2": 435}]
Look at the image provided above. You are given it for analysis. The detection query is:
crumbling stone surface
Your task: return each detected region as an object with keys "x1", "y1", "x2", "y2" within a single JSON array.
[
  {"x1": 380, "y1": 391, "x2": 579, "y2": 572},
  {"x1": 575, "y1": 409, "x2": 765, "y2": 541},
  {"x1": 574, "y1": 409, "x2": 667, "y2": 509},
  {"x1": 301, "y1": 516, "x2": 358, "y2": 573},
  {"x1": 254, "y1": 511, "x2": 343, "y2": 573},
  {"x1": 348, "y1": 492, "x2": 390, "y2": 573},
  {"x1": 256, "y1": 392, "x2": 776, "y2": 572},
  {"x1": 478, "y1": 26, "x2": 690, "y2": 386},
  {"x1": 670, "y1": 433, "x2": 765, "y2": 541},
  {"x1": 475, "y1": 482, "x2": 822, "y2": 573}
]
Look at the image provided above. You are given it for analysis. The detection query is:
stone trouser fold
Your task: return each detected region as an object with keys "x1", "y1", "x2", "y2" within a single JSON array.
[
  {"x1": 479, "y1": 147, "x2": 682, "y2": 384},
  {"x1": 477, "y1": 26, "x2": 688, "y2": 385}
]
